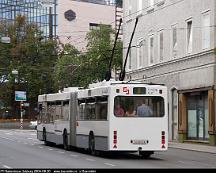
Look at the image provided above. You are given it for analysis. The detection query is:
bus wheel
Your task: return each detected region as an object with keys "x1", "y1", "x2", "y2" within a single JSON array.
[
  {"x1": 139, "y1": 151, "x2": 154, "y2": 159},
  {"x1": 43, "y1": 129, "x2": 48, "y2": 145},
  {"x1": 63, "y1": 130, "x2": 69, "y2": 150},
  {"x1": 89, "y1": 134, "x2": 95, "y2": 155}
]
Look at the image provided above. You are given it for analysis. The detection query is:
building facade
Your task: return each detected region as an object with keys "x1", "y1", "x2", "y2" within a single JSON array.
[
  {"x1": 123, "y1": 0, "x2": 216, "y2": 145},
  {"x1": 57, "y1": 0, "x2": 122, "y2": 51},
  {"x1": 0, "y1": 0, "x2": 57, "y2": 38}
]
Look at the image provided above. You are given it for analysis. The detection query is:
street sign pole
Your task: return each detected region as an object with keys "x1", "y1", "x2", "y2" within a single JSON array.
[
  {"x1": 15, "y1": 91, "x2": 26, "y2": 130},
  {"x1": 20, "y1": 101, "x2": 23, "y2": 129}
]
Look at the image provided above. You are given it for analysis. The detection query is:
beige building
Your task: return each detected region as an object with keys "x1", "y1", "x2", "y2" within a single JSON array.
[
  {"x1": 123, "y1": 0, "x2": 216, "y2": 146},
  {"x1": 57, "y1": 0, "x2": 122, "y2": 51}
]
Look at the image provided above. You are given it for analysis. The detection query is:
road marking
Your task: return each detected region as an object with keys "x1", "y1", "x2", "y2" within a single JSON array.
[
  {"x1": 70, "y1": 154, "x2": 78, "y2": 157},
  {"x1": 24, "y1": 143, "x2": 28, "y2": 145},
  {"x1": 85, "y1": 158, "x2": 95, "y2": 162},
  {"x1": 48, "y1": 148, "x2": 53, "y2": 151},
  {"x1": 5, "y1": 133, "x2": 13, "y2": 135},
  {"x1": 39, "y1": 146, "x2": 44, "y2": 149},
  {"x1": 58, "y1": 151, "x2": 65, "y2": 154},
  {"x1": 104, "y1": 163, "x2": 116, "y2": 167},
  {"x1": 3, "y1": 165, "x2": 12, "y2": 169}
]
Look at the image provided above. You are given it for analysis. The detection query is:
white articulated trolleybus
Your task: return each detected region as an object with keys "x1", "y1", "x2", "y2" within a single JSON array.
[
  {"x1": 37, "y1": 17, "x2": 168, "y2": 158},
  {"x1": 37, "y1": 80, "x2": 168, "y2": 158}
]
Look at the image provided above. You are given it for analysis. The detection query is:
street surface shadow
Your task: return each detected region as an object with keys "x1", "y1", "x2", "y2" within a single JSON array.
[{"x1": 41, "y1": 143, "x2": 163, "y2": 161}]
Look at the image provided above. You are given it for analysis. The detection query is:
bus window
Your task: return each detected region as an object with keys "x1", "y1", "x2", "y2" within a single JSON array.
[
  {"x1": 86, "y1": 103, "x2": 96, "y2": 120},
  {"x1": 114, "y1": 96, "x2": 164, "y2": 118},
  {"x1": 78, "y1": 103, "x2": 85, "y2": 120},
  {"x1": 96, "y1": 102, "x2": 108, "y2": 120}
]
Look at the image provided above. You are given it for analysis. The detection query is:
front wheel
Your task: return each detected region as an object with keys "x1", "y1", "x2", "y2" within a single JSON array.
[{"x1": 63, "y1": 131, "x2": 69, "y2": 150}]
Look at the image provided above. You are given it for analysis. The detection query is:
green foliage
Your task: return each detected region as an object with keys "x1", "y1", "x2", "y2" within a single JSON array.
[
  {"x1": 84, "y1": 24, "x2": 123, "y2": 85},
  {"x1": 0, "y1": 15, "x2": 58, "y2": 116},
  {"x1": 54, "y1": 24, "x2": 123, "y2": 89}
]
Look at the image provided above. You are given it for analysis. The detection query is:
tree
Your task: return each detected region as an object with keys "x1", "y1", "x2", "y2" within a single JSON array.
[
  {"x1": 0, "y1": 15, "x2": 59, "y2": 118},
  {"x1": 84, "y1": 24, "x2": 123, "y2": 85},
  {"x1": 54, "y1": 44, "x2": 81, "y2": 90},
  {"x1": 54, "y1": 24, "x2": 123, "y2": 89}
]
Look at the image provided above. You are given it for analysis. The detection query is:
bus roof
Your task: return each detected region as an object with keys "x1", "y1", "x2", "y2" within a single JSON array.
[{"x1": 38, "y1": 80, "x2": 166, "y2": 102}]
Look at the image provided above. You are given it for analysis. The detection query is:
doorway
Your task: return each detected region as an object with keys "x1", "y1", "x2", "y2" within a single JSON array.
[{"x1": 187, "y1": 91, "x2": 209, "y2": 141}]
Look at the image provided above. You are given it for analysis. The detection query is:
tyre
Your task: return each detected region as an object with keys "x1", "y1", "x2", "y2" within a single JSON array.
[
  {"x1": 89, "y1": 134, "x2": 95, "y2": 155},
  {"x1": 63, "y1": 130, "x2": 69, "y2": 150},
  {"x1": 43, "y1": 129, "x2": 48, "y2": 145}
]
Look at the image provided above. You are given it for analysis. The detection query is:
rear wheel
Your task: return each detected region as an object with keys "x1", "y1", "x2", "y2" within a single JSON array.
[
  {"x1": 63, "y1": 130, "x2": 69, "y2": 150},
  {"x1": 43, "y1": 129, "x2": 48, "y2": 145},
  {"x1": 89, "y1": 134, "x2": 96, "y2": 155}
]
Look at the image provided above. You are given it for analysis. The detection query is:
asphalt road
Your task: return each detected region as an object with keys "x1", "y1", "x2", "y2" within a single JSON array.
[{"x1": 0, "y1": 129, "x2": 216, "y2": 169}]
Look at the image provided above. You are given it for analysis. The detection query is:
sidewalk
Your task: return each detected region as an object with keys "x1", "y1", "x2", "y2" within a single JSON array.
[{"x1": 168, "y1": 141, "x2": 216, "y2": 154}]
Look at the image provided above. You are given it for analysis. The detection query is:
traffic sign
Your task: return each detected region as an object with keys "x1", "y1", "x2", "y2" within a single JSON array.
[
  {"x1": 15, "y1": 91, "x2": 27, "y2": 101},
  {"x1": 1, "y1": 37, "x2": 11, "y2": 44}
]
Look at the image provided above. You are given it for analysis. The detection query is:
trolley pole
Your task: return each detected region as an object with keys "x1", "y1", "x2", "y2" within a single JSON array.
[{"x1": 20, "y1": 101, "x2": 23, "y2": 129}]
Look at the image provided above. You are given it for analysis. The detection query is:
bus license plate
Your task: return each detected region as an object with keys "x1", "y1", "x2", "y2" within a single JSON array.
[{"x1": 131, "y1": 140, "x2": 149, "y2": 145}]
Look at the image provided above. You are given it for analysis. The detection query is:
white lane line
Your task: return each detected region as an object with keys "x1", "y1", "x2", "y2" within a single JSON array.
[
  {"x1": 3, "y1": 165, "x2": 12, "y2": 169},
  {"x1": 48, "y1": 148, "x2": 53, "y2": 151},
  {"x1": 39, "y1": 146, "x2": 44, "y2": 149},
  {"x1": 104, "y1": 163, "x2": 116, "y2": 167},
  {"x1": 85, "y1": 158, "x2": 95, "y2": 162},
  {"x1": 58, "y1": 151, "x2": 65, "y2": 154},
  {"x1": 70, "y1": 154, "x2": 78, "y2": 157}
]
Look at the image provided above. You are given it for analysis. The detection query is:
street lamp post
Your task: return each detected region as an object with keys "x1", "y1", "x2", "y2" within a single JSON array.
[{"x1": 12, "y1": 70, "x2": 26, "y2": 130}]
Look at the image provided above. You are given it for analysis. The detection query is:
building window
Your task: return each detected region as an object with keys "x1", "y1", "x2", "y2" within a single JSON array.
[
  {"x1": 128, "y1": 0, "x2": 132, "y2": 16},
  {"x1": 149, "y1": 0, "x2": 154, "y2": 7},
  {"x1": 128, "y1": 49, "x2": 132, "y2": 70},
  {"x1": 148, "y1": 34, "x2": 154, "y2": 65},
  {"x1": 172, "y1": 25, "x2": 177, "y2": 58},
  {"x1": 187, "y1": 20, "x2": 193, "y2": 53},
  {"x1": 187, "y1": 91, "x2": 209, "y2": 140},
  {"x1": 89, "y1": 23, "x2": 100, "y2": 30},
  {"x1": 137, "y1": 39, "x2": 144, "y2": 68},
  {"x1": 158, "y1": 30, "x2": 164, "y2": 62},
  {"x1": 202, "y1": 11, "x2": 210, "y2": 50},
  {"x1": 137, "y1": 0, "x2": 142, "y2": 15}
]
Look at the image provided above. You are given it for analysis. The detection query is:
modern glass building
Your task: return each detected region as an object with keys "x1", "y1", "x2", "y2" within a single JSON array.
[{"x1": 0, "y1": 0, "x2": 57, "y2": 38}]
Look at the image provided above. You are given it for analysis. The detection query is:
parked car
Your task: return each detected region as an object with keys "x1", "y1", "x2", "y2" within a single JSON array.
[{"x1": 29, "y1": 120, "x2": 37, "y2": 130}]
